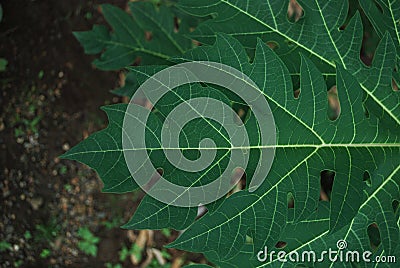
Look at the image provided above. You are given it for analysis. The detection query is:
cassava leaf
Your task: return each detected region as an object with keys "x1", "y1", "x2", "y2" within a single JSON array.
[
  {"x1": 177, "y1": 0, "x2": 400, "y2": 131},
  {"x1": 74, "y1": 2, "x2": 193, "y2": 70}
]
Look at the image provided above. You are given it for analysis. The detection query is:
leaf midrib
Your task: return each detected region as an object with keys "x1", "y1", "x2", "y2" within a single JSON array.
[{"x1": 63, "y1": 143, "x2": 400, "y2": 158}]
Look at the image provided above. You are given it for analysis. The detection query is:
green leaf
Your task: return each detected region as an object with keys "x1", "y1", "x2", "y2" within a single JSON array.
[
  {"x1": 74, "y1": 2, "x2": 193, "y2": 70},
  {"x1": 64, "y1": 32, "x2": 400, "y2": 263},
  {"x1": 359, "y1": 0, "x2": 400, "y2": 86},
  {"x1": 178, "y1": 0, "x2": 400, "y2": 131},
  {"x1": 164, "y1": 34, "x2": 400, "y2": 261},
  {"x1": 60, "y1": 105, "x2": 138, "y2": 193},
  {"x1": 65, "y1": 0, "x2": 400, "y2": 265}
]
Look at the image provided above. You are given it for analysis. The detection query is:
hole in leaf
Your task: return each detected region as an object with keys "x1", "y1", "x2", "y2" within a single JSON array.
[
  {"x1": 142, "y1": 168, "x2": 163, "y2": 191},
  {"x1": 367, "y1": 223, "x2": 381, "y2": 251},
  {"x1": 275, "y1": 241, "x2": 287, "y2": 249},
  {"x1": 293, "y1": 88, "x2": 300, "y2": 99},
  {"x1": 320, "y1": 170, "x2": 335, "y2": 201},
  {"x1": 145, "y1": 31, "x2": 153, "y2": 41},
  {"x1": 287, "y1": 192, "x2": 295, "y2": 208},
  {"x1": 392, "y1": 78, "x2": 399, "y2": 91},
  {"x1": 363, "y1": 171, "x2": 371, "y2": 187},
  {"x1": 192, "y1": 39, "x2": 202, "y2": 46},
  {"x1": 266, "y1": 41, "x2": 279, "y2": 50},
  {"x1": 227, "y1": 168, "x2": 246, "y2": 197},
  {"x1": 231, "y1": 98, "x2": 251, "y2": 124},
  {"x1": 327, "y1": 86, "x2": 340, "y2": 121},
  {"x1": 287, "y1": 0, "x2": 303, "y2": 22},
  {"x1": 393, "y1": 200, "x2": 399, "y2": 214},
  {"x1": 174, "y1": 17, "x2": 180, "y2": 33},
  {"x1": 196, "y1": 205, "x2": 208, "y2": 220},
  {"x1": 245, "y1": 235, "x2": 253, "y2": 244},
  {"x1": 234, "y1": 108, "x2": 246, "y2": 126},
  {"x1": 232, "y1": 167, "x2": 246, "y2": 188}
]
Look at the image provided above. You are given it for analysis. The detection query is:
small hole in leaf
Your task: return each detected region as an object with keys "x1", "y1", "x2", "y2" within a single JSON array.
[
  {"x1": 192, "y1": 39, "x2": 202, "y2": 46},
  {"x1": 196, "y1": 205, "x2": 208, "y2": 220},
  {"x1": 287, "y1": 192, "x2": 295, "y2": 208},
  {"x1": 275, "y1": 241, "x2": 287, "y2": 249},
  {"x1": 142, "y1": 168, "x2": 163, "y2": 191},
  {"x1": 174, "y1": 17, "x2": 180, "y2": 33},
  {"x1": 234, "y1": 108, "x2": 246, "y2": 126},
  {"x1": 327, "y1": 86, "x2": 340, "y2": 121},
  {"x1": 287, "y1": 0, "x2": 303, "y2": 22},
  {"x1": 227, "y1": 168, "x2": 246, "y2": 197},
  {"x1": 320, "y1": 170, "x2": 335, "y2": 201},
  {"x1": 367, "y1": 223, "x2": 381, "y2": 251},
  {"x1": 266, "y1": 41, "x2": 279, "y2": 50},
  {"x1": 293, "y1": 88, "x2": 300, "y2": 99},
  {"x1": 145, "y1": 31, "x2": 153, "y2": 41},
  {"x1": 232, "y1": 101, "x2": 251, "y2": 125},
  {"x1": 245, "y1": 235, "x2": 253, "y2": 244},
  {"x1": 392, "y1": 200, "x2": 399, "y2": 214},
  {"x1": 231, "y1": 167, "x2": 246, "y2": 189},
  {"x1": 392, "y1": 79, "x2": 399, "y2": 91},
  {"x1": 363, "y1": 171, "x2": 371, "y2": 187}
]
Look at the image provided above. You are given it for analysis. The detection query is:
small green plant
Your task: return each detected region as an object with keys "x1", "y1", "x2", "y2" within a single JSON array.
[
  {"x1": 38, "y1": 70, "x2": 44, "y2": 79},
  {"x1": 77, "y1": 227, "x2": 99, "y2": 257},
  {"x1": 105, "y1": 263, "x2": 122, "y2": 268},
  {"x1": 0, "y1": 58, "x2": 7, "y2": 72},
  {"x1": 35, "y1": 218, "x2": 59, "y2": 242},
  {"x1": 24, "y1": 231, "x2": 32, "y2": 240},
  {"x1": 101, "y1": 217, "x2": 123, "y2": 230},
  {"x1": 148, "y1": 258, "x2": 171, "y2": 268},
  {"x1": 161, "y1": 228, "x2": 171, "y2": 238},
  {"x1": 0, "y1": 241, "x2": 11, "y2": 252},
  {"x1": 64, "y1": 183, "x2": 72, "y2": 192},
  {"x1": 13, "y1": 260, "x2": 23, "y2": 268},
  {"x1": 40, "y1": 249, "x2": 51, "y2": 258},
  {"x1": 59, "y1": 165, "x2": 67, "y2": 175},
  {"x1": 119, "y1": 243, "x2": 142, "y2": 262}
]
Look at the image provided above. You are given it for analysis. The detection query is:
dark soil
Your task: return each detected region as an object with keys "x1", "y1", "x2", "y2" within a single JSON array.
[{"x1": 0, "y1": 1, "x2": 205, "y2": 267}]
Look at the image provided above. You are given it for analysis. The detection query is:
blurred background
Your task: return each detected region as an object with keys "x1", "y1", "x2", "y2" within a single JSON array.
[{"x1": 0, "y1": 0, "x2": 206, "y2": 267}]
